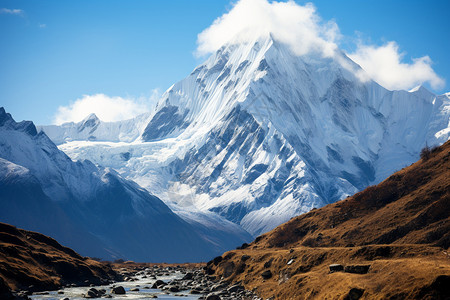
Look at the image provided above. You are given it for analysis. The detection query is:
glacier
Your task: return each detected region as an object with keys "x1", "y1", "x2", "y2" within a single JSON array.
[{"x1": 40, "y1": 36, "x2": 450, "y2": 237}]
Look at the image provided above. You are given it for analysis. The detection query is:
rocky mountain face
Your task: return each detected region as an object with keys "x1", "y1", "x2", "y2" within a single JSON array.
[
  {"x1": 42, "y1": 37, "x2": 450, "y2": 237},
  {"x1": 0, "y1": 107, "x2": 251, "y2": 262},
  {"x1": 208, "y1": 140, "x2": 450, "y2": 299}
]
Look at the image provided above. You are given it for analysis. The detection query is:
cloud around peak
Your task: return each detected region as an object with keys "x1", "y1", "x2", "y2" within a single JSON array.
[
  {"x1": 348, "y1": 41, "x2": 445, "y2": 91},
  {"x1": 196, "y1": 0, "x2": 339, "y2": 57},
  {"x1": 196, "y1": 0, "x2": 444, "y2": 92}
]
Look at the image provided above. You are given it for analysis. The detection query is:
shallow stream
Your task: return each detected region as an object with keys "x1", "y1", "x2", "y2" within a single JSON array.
[{"x1": 29, "y1": 270, "x2": 201, "y2": 300}]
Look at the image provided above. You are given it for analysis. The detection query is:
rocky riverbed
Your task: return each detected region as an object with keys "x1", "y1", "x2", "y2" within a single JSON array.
[{"x1": 21, "y1": 265, "x2": 260, "y2": 300}]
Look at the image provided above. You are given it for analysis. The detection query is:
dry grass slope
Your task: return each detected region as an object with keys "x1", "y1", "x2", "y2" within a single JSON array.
[
  {"x1": 210, "y1": 141, "x2": 450, "y2": 299},
  {"x1": 0, "y1": 222, "x2": 120, "y2": 294}
]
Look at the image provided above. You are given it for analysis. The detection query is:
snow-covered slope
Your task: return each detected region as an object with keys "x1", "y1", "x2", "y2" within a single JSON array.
[
  {"x1": 39, "y1": 112, "x2": 152, "y2": 144},
  {"x1": 0, "y1": 107, "x2": 251, "y2": 262},
  {"x1": 42, "y1": 37, "x2": 450, "y2": 236}
]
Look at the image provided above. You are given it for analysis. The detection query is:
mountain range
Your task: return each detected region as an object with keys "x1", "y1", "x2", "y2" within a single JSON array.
[
  {"x1": 40, "y1": 36, "x2": 450, "y2": 238},
  {"x1": 0, "y1": 107, "x2": 250, "y2": 262}
]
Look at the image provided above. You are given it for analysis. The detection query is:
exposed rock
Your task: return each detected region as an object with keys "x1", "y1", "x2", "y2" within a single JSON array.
[
  {"x1": 329, "y1": 264, "x2": 344, "y2": 272},
  {"x1": 417, "y1": 275, "x2": 450, "y2": 299},
  {"x1": 261, "y1": 270, "x2": 272, "y2": 279},
  {"x1": 344, "y1": 265, "x2": 370, "y2": 274},
  {"x1": 241, "y1": 255, "x2": 250, "y2": 261},
  {"x1": 227, "y1": 284, "x2": 244, "y2": 293},
  {"x1": 264, "y1": 258, "x2": 273, "y2": 268},
  {"x1": 344, "y1": 288, "x2": 365, "y2": 300},
  {"x1": 206, "y1": 294, "x2": 221, "y2": 300}
]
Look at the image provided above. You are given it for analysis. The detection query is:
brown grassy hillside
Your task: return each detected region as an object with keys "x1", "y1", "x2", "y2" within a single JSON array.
[
  {"x1": 210, "y1": 141, "x2": 450, "y2": 299},
  {"x1": 0, "y1": 222, "x2": 121, "y2": 295}
]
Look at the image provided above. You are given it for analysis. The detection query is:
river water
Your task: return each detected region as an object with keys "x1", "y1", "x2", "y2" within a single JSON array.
[{"x1": 29, "y1": 270, "x2": 201, "y2": 300}]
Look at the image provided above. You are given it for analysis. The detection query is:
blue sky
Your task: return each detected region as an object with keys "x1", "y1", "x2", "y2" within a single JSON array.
[{"x1": 1, "y1": 0, "x2": 449, "y2": 125}]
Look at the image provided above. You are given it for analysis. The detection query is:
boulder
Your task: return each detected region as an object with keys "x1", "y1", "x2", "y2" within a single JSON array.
[
  {"x1": 344, "y1": 265, "x2": 370, "y2": 274},
  {"x1": 241, "y1": 255, "x2": 250, "y2": 261},
  {"x1": 329, "y1": 264, "x2": 344, "y2": 273},
  {"x1": 182, "y1": 272, "x2": 194, "y2": 280},
  {"x1": 264, "y1": 258, "x2": 273, "y2": 268},
  {"x1": 344, "y1": 288, "x2": 365, "y2": 300},
  {"x1": 261, "y1": 270, "x2": 272, "y2": 279},
  {"x1": 168, "y1": 286, "x2": 179, "y2": 292},
  {"x1": 151, "y1": 280, "x2": 167, "y2": 289},
  {"x1": 111, "y1": 286, "x2": 126, "y2": 295}
]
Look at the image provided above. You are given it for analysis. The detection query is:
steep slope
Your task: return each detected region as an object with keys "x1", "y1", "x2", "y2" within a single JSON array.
[
  {"x1": 47, "y1": 36, "x2": 450, "y2": 237},
  {"x1": 0, "y1": 108, "x2": 251, "y2": 262},
  {"x1": 208, "y1": 141, "x2": 450, "y2": 299},
  {"x1": 0, "y1": 222, "x2": 120, "y2": 294}
]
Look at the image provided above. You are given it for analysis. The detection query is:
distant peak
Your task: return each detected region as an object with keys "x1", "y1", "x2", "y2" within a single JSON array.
[
  {"x1": 82, "y1": 113, "x2": 100, "y2": 122},
  {"x1": 409, "y1": 85, "x2": 423, "y2": 93},
  {"x1": 408, "y1": 85, "x2": 435, "y2": 101},
  {"x1": 0, "y1": 107, "x2": 37, "y2": 136},
  {"x1": 78, "y1": 113, "x2": 100, "y2": 133},
  {"x1": 408, "y1": 85, "x2": 433, "y2": 94},
  {"x1": 0, "y1": 107, "x2": 14, "y2": 126}
]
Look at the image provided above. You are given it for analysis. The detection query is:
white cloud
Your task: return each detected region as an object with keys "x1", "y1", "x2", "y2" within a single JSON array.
[
  {"x1": 348, "y1": 41, "x2": 445, "y2": 91},
  {"x1": 0, "y1": 8, "x2": 24, "y2": 16},
  {"x1": 196, "y1": 0, "x2": 444, "y2": 92},
  {"x1": 196, "y1": 0, "x2": 339, "y2": 57},
  {"x1": 53, "y1": 92, "x2": 160, "y2": 125},
  {"x1": 38, "y1": 23, "x2": 46, "y2": 29}
]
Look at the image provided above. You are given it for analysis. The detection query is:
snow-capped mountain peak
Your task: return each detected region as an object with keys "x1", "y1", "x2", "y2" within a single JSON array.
[{"x1": 41, "y1": 37, "x2": 450, "y2": 236}]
